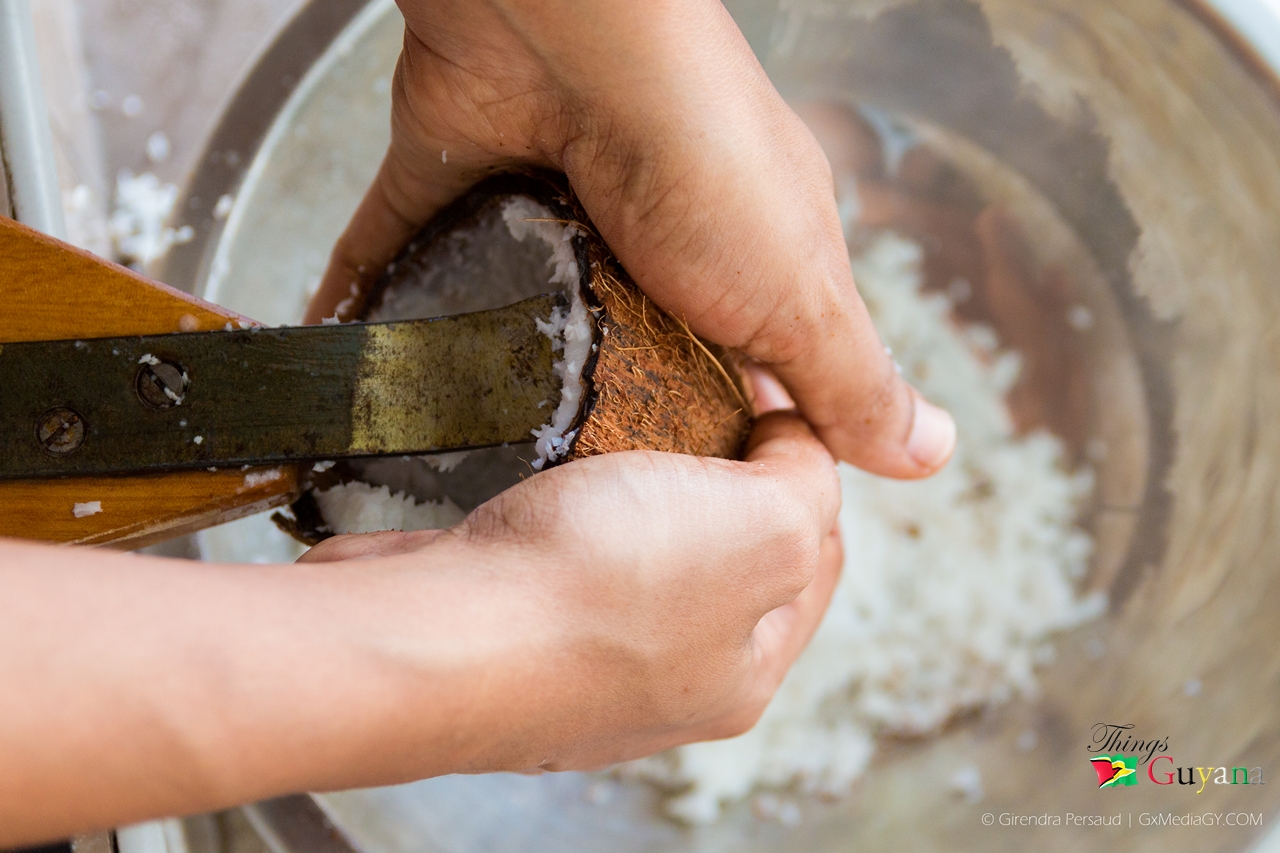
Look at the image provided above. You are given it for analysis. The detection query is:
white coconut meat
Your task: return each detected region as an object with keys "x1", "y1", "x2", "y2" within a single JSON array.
[
  {"x1": 317, "y1": 194, "x2": 594, "y2": 536},
  {"x1": 315, "y1": 482, "x2": 466, "y2": 535},
  {"x1": 499, "y1": 197, "x2": 593, "y2": 469},
  {"x1": 109, "y1": 171, "x2": 194, "y2": 267},
  {"x1": 420, "y1": 451, "x2": 471, "y2": 473},
  {"x1": 621, "y1": 232, "x2": 1103, "y2": 824}
]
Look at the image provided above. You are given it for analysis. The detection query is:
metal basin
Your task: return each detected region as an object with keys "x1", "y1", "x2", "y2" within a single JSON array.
[{"x1": 172, "y1": 0, "x2": 1280, "y2": 850}]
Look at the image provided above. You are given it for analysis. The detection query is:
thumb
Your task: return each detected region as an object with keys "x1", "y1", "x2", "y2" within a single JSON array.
[{"x1": 544, "y1": 3, "x2": 955, "y2": 478}]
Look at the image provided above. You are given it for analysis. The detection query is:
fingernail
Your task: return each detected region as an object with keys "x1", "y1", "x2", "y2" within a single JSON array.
[
  {"x1": 743, "y1": 362, "x2": 796, "y2": 414},
  {"x1": 906, "y1": 396, "x2": 956, "y2": 470}
]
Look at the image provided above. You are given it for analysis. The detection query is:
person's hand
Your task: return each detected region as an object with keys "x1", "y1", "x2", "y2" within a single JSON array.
[
  {"x1": 0, "y1": 411, "x2": 835, "y2": 843},
  {"x1": 298, "y1": 412, "x2": 842, "y2": 772},
  {"x1": 307, "y1": 0, "x2": 955, "y2": 478}
]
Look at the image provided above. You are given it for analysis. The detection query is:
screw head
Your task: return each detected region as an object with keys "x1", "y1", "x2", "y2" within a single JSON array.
[
  {"x1": 136, "y1": 360, "x2": 189, "y2": 409},
  {"x1": 37, "y1": 407, "x2": 87, "y2": 455}
]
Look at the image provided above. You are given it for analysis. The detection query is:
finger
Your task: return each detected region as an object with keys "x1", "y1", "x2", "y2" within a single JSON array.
[
  {"x1": 742, "y1": 411, "x2": 841, "y2": 542},
  {"x1": 305, "y1": 168, "x2": 420, "y2": 325},
  {"x1": 735, "y1": 413, "x2": 841, "y2": 616},
  {"x1": 741, "y1": 361, "x2": 796, "y2": 416},
  {"x1": 544, "y1": 3, "x2": 954, "y2": 478},
  {"x1": 764, "y1": 108, "x2": 955, "y2": 476},
  {"x1": 587, "y1": 123, "x2": 955, "y2": 478},
  {"x1": 305, "y1": 153, "x2": 477, "y2": 325},
  {"x1": 296, "y1": 529, "x2": 448, "y2": 564},
  {"x1": 749, "y1": 524, "x2": 843, "y2": 693}
]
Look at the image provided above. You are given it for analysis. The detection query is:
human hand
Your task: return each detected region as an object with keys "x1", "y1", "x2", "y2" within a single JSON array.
[
  {"x1": 298, "y1": 412, "x2": 842, "y2": 772},
  {"x1": 307, "y1": 0, "x2": 955, "y2": 478}
]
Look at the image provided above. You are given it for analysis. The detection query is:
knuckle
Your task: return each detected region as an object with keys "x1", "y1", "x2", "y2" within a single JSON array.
[
  {"x1": 751, "y1": 467, "x2": 798, "y2": 511},
  {"x1": 711, "y1": 695, "x2": 769, "y2": 740},
  {"x1": 760, "y1": 503, "x2": 823, "y2": 597},
  {"x1": 755, "y1": 473, "x2": 824, "y2": 549},
  {"x1": 777, "y1": 535, "x2": 820, "y2": 598}
]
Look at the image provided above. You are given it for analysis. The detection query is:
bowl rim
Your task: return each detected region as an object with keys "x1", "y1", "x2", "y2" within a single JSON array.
[
  {"x1": 155, "y1": 0, "x2": 1280, "y2": 300},
  {"x1": 157, "y1": 2, "x2": 1280, "y2": 850}
]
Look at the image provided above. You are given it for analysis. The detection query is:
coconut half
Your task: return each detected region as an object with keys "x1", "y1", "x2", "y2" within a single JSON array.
[{"x1": 275, "y1": 173, "x2": 750, "y2": 543}]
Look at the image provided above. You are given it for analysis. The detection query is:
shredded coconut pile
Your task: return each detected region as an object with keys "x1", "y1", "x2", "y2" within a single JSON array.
[
  {"x1": 623, "y1": 233, "x2": 1103, "y2": 824},
  {"x1": 109, "y1": 171, "x2": 193, "y2": 267},
  {"x1": 315, "y1": 482, "x2": 466, "y2": 535},
  {"x1": 499, "y1": 197, "x2": 592, "y2": 469}
]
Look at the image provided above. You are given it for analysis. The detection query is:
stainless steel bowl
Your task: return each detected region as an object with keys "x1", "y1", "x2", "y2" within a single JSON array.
[{"x1": 173, "y1": 1, "x2": 1280, "y2": 850}]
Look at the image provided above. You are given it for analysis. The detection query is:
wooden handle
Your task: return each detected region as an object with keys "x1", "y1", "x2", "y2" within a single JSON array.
[{"x1": 0, "y1": 215, "x2": 300, "y2": 548}]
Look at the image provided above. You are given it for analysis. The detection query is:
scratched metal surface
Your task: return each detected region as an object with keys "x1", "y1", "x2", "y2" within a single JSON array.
[
  {"x1": 33, "y1": 0, "x2": 1268, "y2": 849},
  {"x1": 170, "y1": 0, "x2": 1280, "y2": 851}
]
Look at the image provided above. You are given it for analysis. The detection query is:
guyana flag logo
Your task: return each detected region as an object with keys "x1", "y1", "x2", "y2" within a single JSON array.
[{"x1": 1091, "y1": 755, "x2": 1138, "y2": 788}]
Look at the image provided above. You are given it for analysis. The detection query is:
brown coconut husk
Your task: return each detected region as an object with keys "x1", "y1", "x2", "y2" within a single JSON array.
[
  {"x1": 274, "y1": 173, "x2": 750, "y2": 544},
  {"x1": 569, "y1": 247, "x2": 751, "y2": 461},
  {"x1": 369, "y1": 170, "x2": 752, "y2": 464}
]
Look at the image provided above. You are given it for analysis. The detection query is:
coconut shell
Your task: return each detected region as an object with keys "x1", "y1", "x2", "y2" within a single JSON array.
[
  {"x1": 275, "y1": 173, "x2": 750, "y2": 543},
  {"x1": 367, "y1": 172, "x2": 751, "y2": 463}
]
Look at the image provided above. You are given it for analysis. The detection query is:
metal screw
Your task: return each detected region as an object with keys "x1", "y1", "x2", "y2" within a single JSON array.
[
  {"x1": 37, "y1": 407, "x2": 87, "y2": 456},
  {"x1": 136, "y1": 360, "x2": 189, "y2": 409}
]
